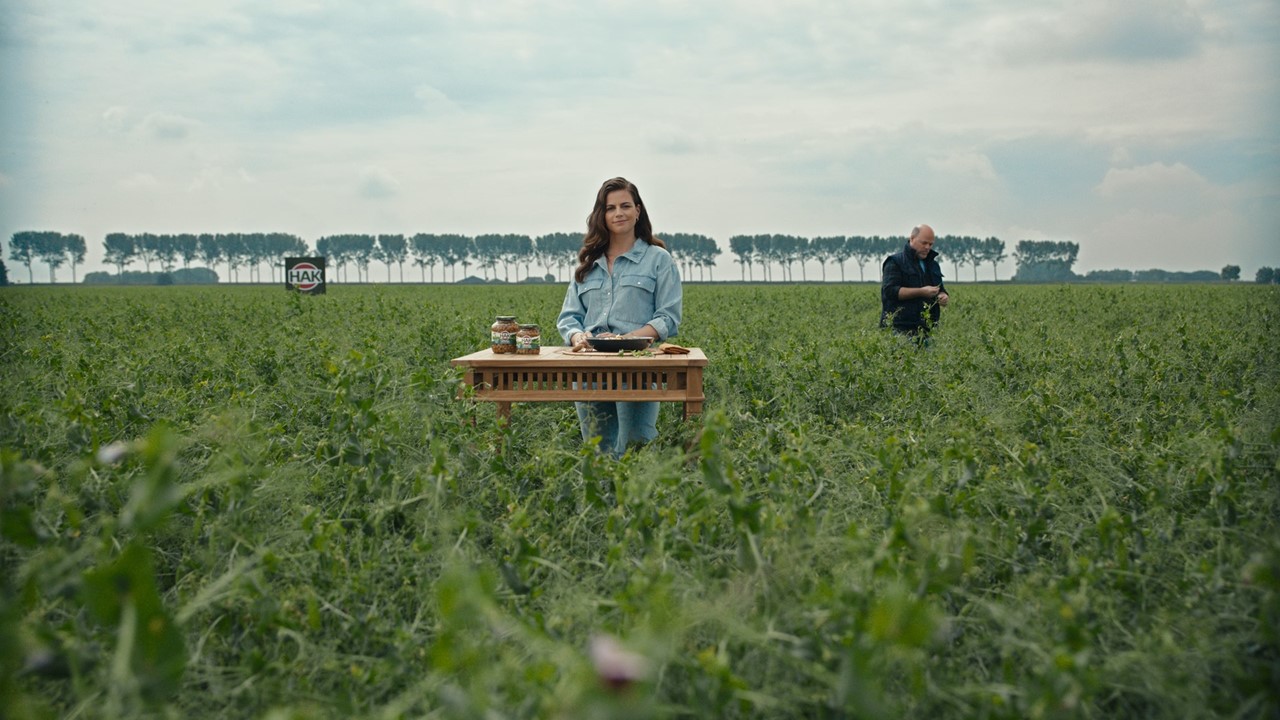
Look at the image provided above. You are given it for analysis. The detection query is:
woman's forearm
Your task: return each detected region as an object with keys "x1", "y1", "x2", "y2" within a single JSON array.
[{"x1": 624, "y1": 325, "x2": 660, "y2": 340}]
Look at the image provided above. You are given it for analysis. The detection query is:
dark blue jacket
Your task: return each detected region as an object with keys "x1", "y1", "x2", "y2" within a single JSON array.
[{"x1": 880, "y1": 243, "x2": 946, "y2": 331}]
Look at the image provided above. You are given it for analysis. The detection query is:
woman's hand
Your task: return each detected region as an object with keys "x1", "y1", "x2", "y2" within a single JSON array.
[{"x1": 571, "y1": 331, "x2": 594, "y2": 350}]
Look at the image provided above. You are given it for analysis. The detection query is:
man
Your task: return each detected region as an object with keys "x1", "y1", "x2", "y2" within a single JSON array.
[{"x1": 880, "y1": 224, "x2": 950, "y2": 337}]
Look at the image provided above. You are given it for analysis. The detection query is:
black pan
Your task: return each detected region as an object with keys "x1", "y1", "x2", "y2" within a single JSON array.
[{"x1": 585, "y1": 336, "x2": 652, "y2": 351}]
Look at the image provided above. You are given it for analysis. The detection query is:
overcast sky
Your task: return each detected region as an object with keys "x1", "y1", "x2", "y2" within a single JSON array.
[{"x1": 2, "y1": 0, "x2": 1278, "y2": 282}]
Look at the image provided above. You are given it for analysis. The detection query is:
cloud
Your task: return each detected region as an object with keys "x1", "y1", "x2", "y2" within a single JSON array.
[
  {"x1": 358, "y1": 166, "x2": 399, "y2": 199},
  {"x1": 186, "y1": 165, "x2": 260, "y2": 192},
  {"x1": 102, "y1": 106, "x2": 131, "y2": 133},
  {"x1": 1001, "y1": 0, "x2": 1207, "y2": 63},
  {"x1": 100, "y1": 107, "x2": 200, "y2": 140},
  {"x1": 927, "y1": 150, "x2": 1000, "y2": 183},
  {"x1": 3, "y1": 0, "x2": 1276, "y2": 280},
  {"x1": 141, "y1": 112, "x2": 199, "y2": 139},
  {"x1": 987, "y1": 135, "x2": 1112, "y2": 212},
  {"x1": 1082, "y1": 207, "x2": 1241, "y2": 272},
  {"x1": 1006, "y1": 224, "x2": 1055, "y2": 242},
  {"x1": 119, "y1": 172, "x2": 160, "y2": 190},
  {"x1": 1095, "y1": 161, "x2": 1208, "y2": 194},
  {"x1": 1094, "y1": 161, "x2": 1219, "y2": 213},
  {"x1": 646, "y1": 128, "x2": 707, "y2": 156},
  {"x1": 413, "y1": 84, "x2": 462, "y2": 115}
]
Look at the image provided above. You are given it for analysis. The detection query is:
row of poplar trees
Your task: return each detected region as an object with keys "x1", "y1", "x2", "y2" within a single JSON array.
[
  {"x1": 726, "y1": 234, "x2": 1010, "y2": 282},
  {"x1": 10, "y1": 230, "x2": 1041, "y2": 284},
  {"x1": 313, "y1": 232, "x2": 723, "y2": 283},
  {"x1": 4, "y1": 231, "x2": 724, "y2": 284}
]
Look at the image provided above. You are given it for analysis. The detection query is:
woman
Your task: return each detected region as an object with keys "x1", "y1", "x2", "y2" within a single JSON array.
[{"x1": 556, "y1": 177, "x2": 683, "y2": 457}]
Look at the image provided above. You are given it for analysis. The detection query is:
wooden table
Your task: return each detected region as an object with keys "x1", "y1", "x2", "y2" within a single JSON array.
[{"x1": 450, "y1": 347, "x2": 707, "y2": 421}]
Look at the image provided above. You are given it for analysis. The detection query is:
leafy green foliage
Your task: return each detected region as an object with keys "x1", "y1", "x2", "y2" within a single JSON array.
[{"x1": 0, "y1": 282, "x2": 1277, "y2": 718}]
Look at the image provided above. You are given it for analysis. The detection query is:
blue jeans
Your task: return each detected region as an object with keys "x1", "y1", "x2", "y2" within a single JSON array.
[{"x1": 576, "y1": 401, "x2": 660, "y2": 457}]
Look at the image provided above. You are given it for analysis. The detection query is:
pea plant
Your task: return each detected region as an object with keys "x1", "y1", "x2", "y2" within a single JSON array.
[{"x1": 1, "y1": 282, "x2": 1277, "y2": 719}]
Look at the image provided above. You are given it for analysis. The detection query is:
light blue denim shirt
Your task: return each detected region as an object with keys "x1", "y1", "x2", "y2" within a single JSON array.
[{"x1": 557, "y1": 240, "x2": 682, "y2": 343}]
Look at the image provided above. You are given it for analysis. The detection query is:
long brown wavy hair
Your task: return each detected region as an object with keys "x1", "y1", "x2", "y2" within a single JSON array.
[{"x1": 573, "y1": 177, "x2": 666, "y2": 283}]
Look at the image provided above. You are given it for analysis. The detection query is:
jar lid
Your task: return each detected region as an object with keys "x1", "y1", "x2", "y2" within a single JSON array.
[
  {"x1": 518, "y1": 323, "x2": 539, "y2": 329},
  {"x1": 495, "y1": 315, "x2": 516, "y2": 321}
]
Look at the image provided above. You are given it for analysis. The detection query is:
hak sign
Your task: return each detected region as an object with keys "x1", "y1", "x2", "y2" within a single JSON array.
[{"x1": 285, "y1": 257, "x2": 327, "y2": 294}]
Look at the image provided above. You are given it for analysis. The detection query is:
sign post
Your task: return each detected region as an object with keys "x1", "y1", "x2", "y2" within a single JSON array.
[{"x1": 285, "y1": 257, "x2": 327, "y2": 294}]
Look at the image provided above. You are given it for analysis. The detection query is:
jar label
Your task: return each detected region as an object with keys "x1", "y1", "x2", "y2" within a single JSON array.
[
  {"x1": 516, "y1": 334, "x2": 540, "y2": 350},
  {"x1": 491, "y1": 330, "x2": 515, "y2": 345}
]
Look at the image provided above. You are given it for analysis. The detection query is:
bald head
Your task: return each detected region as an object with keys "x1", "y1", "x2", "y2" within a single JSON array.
[{"x1": 909, "y1": 224, "x2": 936, "y2": 259}]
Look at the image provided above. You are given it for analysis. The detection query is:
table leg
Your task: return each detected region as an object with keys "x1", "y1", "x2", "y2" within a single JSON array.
[{"x1": 684, "y1": 367, "x2": 704, "y2": 420}]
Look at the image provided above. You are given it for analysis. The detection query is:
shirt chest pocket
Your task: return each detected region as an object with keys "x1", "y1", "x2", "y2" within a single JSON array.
[
  {"x1": 619, "y1": 275, "x2": 656, "y2": 294},
  {"x1": 576, "y1": 277, "x2": 606, "y2": 302},
  {"x1": 612, "y1": 274, "x2": 657, "y2": 326}
]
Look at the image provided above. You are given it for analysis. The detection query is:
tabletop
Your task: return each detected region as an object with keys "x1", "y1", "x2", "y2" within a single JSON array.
[{"x1": 451, "y1": 347, "x2": 707, "y2": 368}]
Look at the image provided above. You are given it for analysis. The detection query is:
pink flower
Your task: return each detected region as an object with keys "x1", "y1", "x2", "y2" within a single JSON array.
[
  {"x1": 96, "y1": 441, "x2": 129, "y2": 464},
  {"x1": 590, "y1": 634, "x2": 649, "y2": 692}
]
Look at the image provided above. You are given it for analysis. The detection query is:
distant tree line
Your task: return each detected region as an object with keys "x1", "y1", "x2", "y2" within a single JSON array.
[
  {"x1": 3, "y1": 231, "x2": 1005, "y2": 285},
  {"x1": 312, "y1": 232, "x2": 725, "y2": 285},
  {"x1": 3, "y1": 230, "x2": 724, "y2": 285},
  {"x1": 101, "y1": 232, "x2": 309, "y2": 283},
  {"x1": 1011, "y1": 240, "x2": 1260, "y2": 284},
  {"x1": 1012, "y1": 240, "x2": 1080, "y2": 282},
  {"x1": 4, "y1": 231, "x2": 1271, "y2": 286},
  {"x1": 1082, "y1": 268, "x2": 1224, "y2": 283},
  {"x1": 7, "y1": 231, "x2": 88, "y2": 284},
  {"x1": 83, "y1": 268, "x2": 220, "y2": 285},
  {"x1": 727, "y1": 234, "x2": 1009, "y2": 282}
]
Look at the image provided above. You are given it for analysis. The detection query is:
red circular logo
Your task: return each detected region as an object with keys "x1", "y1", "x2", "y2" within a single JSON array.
[{"x1": 289, "y1": 262, "x2": 322, "y2": 291}]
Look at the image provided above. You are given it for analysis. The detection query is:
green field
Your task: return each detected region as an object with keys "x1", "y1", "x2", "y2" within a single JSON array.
[{"x1": 2, "y1": 283, "x2": 1278, "y2": 719}]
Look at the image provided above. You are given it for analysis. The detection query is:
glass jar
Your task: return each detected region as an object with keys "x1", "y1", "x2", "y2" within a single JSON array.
[
  {"x1": 490, "y1": 316, "x2": 518, "y2": 353},
  {"x1": 515, "y1": 324, "x2": 541, "y2": 354}
]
